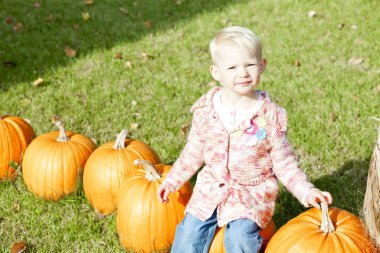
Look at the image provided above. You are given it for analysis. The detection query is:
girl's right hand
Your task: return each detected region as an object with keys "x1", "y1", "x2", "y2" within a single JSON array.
[{"x1": 157, "y1": 183, "x2": 171, "y2": 203}]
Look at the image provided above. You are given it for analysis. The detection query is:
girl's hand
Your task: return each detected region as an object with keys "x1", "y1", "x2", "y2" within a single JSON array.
[
  {"x1": 307, "y1": 190, "x2": 333, "y2": 209},
  {"x1": 157, "y1": 183, "x2": 172, "y2": 203}
]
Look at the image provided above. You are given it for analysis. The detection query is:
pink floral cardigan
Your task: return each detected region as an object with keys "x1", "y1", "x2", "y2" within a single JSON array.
[{"x1": 161, "y1": 87, "x2": 317, "y2": 228}]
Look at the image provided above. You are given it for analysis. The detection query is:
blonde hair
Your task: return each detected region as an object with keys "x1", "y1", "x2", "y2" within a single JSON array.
[{"x1": 209, "y1": 26, "x2": 262, "y2": 63}]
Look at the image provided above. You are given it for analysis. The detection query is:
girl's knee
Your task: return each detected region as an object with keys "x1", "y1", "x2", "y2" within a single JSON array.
[{"x1": 224, "y1": 219, "x2": 263, "y2": 253}]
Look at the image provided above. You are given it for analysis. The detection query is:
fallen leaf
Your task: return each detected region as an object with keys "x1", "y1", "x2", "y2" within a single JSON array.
[
  {"x1": 207, "y1": 81, "x2": 217, "y2": 87},
  {"x1": 308, "y1": 10, "x2": 317, "y2": 18},
  {"x1": 331, "y1": 111, "x2": 337, "y2": 122},
  {"x1": 32, "y1": 2, "x2": 40, "y2": 8},
  {"x1": 72, "y1": 23, "x2": 80, "y2": 29},
  {"x1": 64, "y1": 46, "x2": 76, "y2": 58},
  {"x1": 131, "y1": 100, "x2": 137, "y2": 107},
  {"x1": 130, "y1": 122, "x2": 139, "y2": 129},
  {"x1": 174, "y1": 0, "x2": 182, "y2": 4},
  {"x1": 133, "y1": 2, "x2": 138, "y2": 7},
  {"x1": 119, "y1": 7, "x2": 129, "y2": 15},
  {"x1": 46, "y1": 14, "x2": 55, "y2": 21},
  {"x1": 348, "y1": 57, "x2": 364, "y2": 65},
  {"x1": 144, "y1": 20, "x2": 152, "y2": 29},
  {"x1": 141, "y1": 52, "x2": 154, "y2": 61},
  {"x1": 85, "y1": 0, "x2": 93, "y2": 5},
  {"x1": 337, "y1": 23, "x2": 345, "y2": 29},
  {"x1": 13, "y1": 22, "x2": 23, "y2": 31},
  {"x1": 351, "y1": 24, "x2": 358, "y2": 30},
  {"x1": 5, "y1": 17, "x2": 13, "y2": 24},
  {"x1": 24, "y1": 118, "x2": 31, "y2": 124},
  {"x1": 82, "y1": 12, "x2": 90, "y2": 21},
  {"x1": 133, "y1": 112, "x2": 141, "y2": 119},
  {"x1": 11, "y1": 242, "x2": 27, "y2": 253},
  {"x1": 13, "y1": 201, "x2": 20, "y2": 211},
  {"x1": 51, "y1": 115, "x2": 61, "y2": 123},
  {"x1": 115, "y1": 52, "x2": 123, "y2": 59},
  {"x1": 3, "y1": 61, "x2": 16, "y2": 67},
  {"x1": 180, "y1": 124, "x2": 190, "y2": 136},
  {"x1": 373, "y1": 85, "x2": 380, "y2": 93},
  {"x1": 294, "y1": 59, "x2": 301, "y2": 67},
  {"x1": 32, "y1": 77, "x2": 43, "y2": 86},
  {"x1": 90, "y1": 138, "x2": 97, "y2": 145},
  {"x1": 125, "y1": 61, "x2": 132, "y2": 69}
]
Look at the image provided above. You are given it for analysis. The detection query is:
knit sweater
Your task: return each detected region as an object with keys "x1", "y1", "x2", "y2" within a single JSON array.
[{"x1": 161, "y1": 87, "x2": 317, "y2": 228}]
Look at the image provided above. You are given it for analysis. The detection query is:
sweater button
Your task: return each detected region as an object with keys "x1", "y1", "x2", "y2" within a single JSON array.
[{"x1": 218, "y1": 183, "x2": 225, "y2": 188}]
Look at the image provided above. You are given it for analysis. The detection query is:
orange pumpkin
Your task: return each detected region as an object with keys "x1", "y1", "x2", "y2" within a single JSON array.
[
  {"x1": 209, "y1": 219, "x2": 276, "y2": 253},
  {"x1": 83, "y1": 130, "x2": 161, "y2": 215},
  {"x1": 22, "y1": 121, "x2": 96, "y2": 201},
  {"x1": 264, "y1": 204, "x2": 376, "y2": 253},
  {"x1": 0, "y1": 116, "x2": 35, "y2": 180},
  {"x1": 117, "y1": 160, "x2": 192, "y2": 253}
]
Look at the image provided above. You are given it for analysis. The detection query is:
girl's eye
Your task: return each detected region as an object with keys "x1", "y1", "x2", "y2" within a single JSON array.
[
  {"x1": 247, "y1": 64, "x2": 257, "y2": 67},
  {"x1": 227, "y1": 66, "x2": 235, "y2": 70}
]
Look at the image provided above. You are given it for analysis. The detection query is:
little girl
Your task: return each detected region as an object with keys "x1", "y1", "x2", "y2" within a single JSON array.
[{"x1": 157, "y1": 26, "x2": 333, "y2": 253}]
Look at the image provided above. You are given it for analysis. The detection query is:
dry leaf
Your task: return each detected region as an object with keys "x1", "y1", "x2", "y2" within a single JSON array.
[
  {"x1": 119, "y1": 7, "x2": 129, "y2": 15},
  {"x1": 180, "y1": 124, "x2": 190, "y2": 136},
  {"x1": 11, "y1": 242, "x2": 27, "y2": 253},
  {"x1": 5, "y1": 17, "x2": 13, "y2": 24},
  {"x1": 207, "y1": 81, "x2": 217, "y2": 87},
  {"x1": 174, "y1": 0, "x2": 182, "y2": 4},
  {"x1": 131, "y1": 100, "x2": 137, "y2": 107},
  {"x1": 13, "y1": 22, "x2": 23, "y2": 31},
  {"x1": 351, "y1": 24, "x2": 358, "y2": 30},
  {"x1": 331, "y1": 111, "x2": 337, "y2": 122},
  {"x1": 32, "y1": 2, "x2": 40, "y2": 8},
  {"x1": 294, "y1": 60, "x2": 301, "y2": 67},
  {"x1": 133, "y1": 2, "x2": 138, "y2": 7},
  {"x1": 133, "y1": 112, "x2": 141, "y2": 119},
  {"x1": 90, "y1": 138, "x2": 97, "y2": 145},
  {"x1": 308, "y1": 10, "x2": 317, "y2": 18},
  {"x1": 24, "y1": 118, "x2": 31, "y2": 124},
  {"x1": 64, "y1": 46, "x2": 76, "y2": 58},
  {"x1": 32, "y1": 77, "x2": 43, "y2": 86},
  {"x1": 373, "y1": 85, "x2": 380, "y2": 93},
  {"x1": 348, "y1": 57, "x2": 364, "y2": 65},
  {"x1": 13, "y1": 201, "x2": 20, "y2": 211},
  {"x1": 144, "y1": 20, "x2": 152, "y2": 29},
  {"x1": 51, "y1": 115, "x2": 61, "y2": 123},
  {"x1": 115, "y1": 52, "x2": 123, "y2": 59},
  {"x1": 338, "y1": 23, "x2": 345, "y2": 29},
  {"x1": 125, "y1": 61, "x2": 132, "y2": 69},
  {"x1": 85, "y1": 0, "x2": 94, "y2": 5},
  {"x1": 82, "y1": 12, "x2": 90, "y2": 21},
  {"x1": 46, "y1": 14, "x2": 55, "y2": 21},
  {"x1": 72, "y1": 23, "x2": 80, "y2": 29},
  {"x1": 3, "y1": 61, "x2": 16, "y2": 67},
  {"x1": 130, "y1": 122, "x2": 139, "y2": 129}
]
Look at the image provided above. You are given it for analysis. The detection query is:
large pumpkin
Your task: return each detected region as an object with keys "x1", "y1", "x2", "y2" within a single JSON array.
[
  {"x1": 117, "y1": 160, "x2": 192, "y2": 253},
  {"x1": 264, "y1": 204, "x2": 376, "y2": 253},
  {"x1": 0, "y1": 116, "x2": 35, "y2": 180},
  {"x1": 209, "y1": 219, "x2": 276, "y2": 253},
  {"x1": 83, "y1": 130, "x2": 161, "y2": 215},
  {"x1": 22, "y1": 121, "x2": 96, "y2": 201}
]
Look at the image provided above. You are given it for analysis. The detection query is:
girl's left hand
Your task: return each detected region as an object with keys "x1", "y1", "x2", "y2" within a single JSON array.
[{"x1": 307, "y1": 190, "x2": 333, "y2": 209}]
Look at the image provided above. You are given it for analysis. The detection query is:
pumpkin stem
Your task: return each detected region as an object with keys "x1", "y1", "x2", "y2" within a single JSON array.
[
  {"x1": 320, "y1": 203, "x2": 335, "y2": 233},
  {"x1": 55, "y1": 121, "x2": 69, "y2": 142},
  {"x1": 133, "y1": 159, "x2": 161, "y2": 181},
  {"x1": 113, "y1": 129, "x2": 129, "y2": 150}
]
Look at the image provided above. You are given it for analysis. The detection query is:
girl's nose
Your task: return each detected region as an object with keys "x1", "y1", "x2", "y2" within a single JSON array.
[{"x1": 238, "y1": 67, "x2": 249, "y2": 77}]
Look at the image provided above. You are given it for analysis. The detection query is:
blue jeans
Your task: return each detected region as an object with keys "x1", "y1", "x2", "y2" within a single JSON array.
[{"x1": 171, "y1": 210, "x2": 262, "y2": 253}]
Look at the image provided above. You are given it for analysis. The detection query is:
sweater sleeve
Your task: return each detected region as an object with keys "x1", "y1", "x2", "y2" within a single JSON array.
[
  {"x1": 161, "y1": 109, "x2": 205, "y2": 191},
  {"x1": 269, "y1": 108, "x2": 318, "y2": 207}
]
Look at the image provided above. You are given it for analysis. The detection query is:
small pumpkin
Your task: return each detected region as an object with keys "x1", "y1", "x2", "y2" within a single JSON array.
[
  {"x1": 22, "y1": 121, "x2": 96, "y2": 201},
  {"x1": 0, "y1": 116, "x2": 35, "y2": 180},
  {"x1": 209, "y1": 219, "x2": 276, "y2": 253},
  {"x1": 264, "y1": 204, "x2": 376, "y2": 253},
  {"x1": 117, "y1": 160, "x2": 192, "y2": 253},
  {"x1": 83, "y1": 130, "x2": 161, "y2": 215}
]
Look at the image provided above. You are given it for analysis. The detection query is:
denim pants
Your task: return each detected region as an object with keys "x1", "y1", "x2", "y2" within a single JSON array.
[{"x1": 171, "y1": 210, "x2": 262, "y2": 253}]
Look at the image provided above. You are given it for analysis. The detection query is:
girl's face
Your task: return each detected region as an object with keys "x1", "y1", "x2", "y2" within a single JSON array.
[{"x1": 210, "y1": 42, "x2": 266, "y2": 97}]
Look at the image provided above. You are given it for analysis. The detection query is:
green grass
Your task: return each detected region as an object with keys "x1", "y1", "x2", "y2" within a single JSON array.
[{"x1": 1, "y1": 0, "x2": 380, "y2": 252}]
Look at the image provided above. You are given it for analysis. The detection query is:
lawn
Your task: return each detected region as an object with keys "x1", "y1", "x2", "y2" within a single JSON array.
[{"x1": 1, "y1": 0, "x2": 379, "y2": 252}]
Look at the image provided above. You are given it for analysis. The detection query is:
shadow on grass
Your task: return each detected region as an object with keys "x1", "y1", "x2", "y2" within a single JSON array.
[
  {"x1": 273, "y1": 158, "x2": 370, "y2": 227},
  {"x1": 0, "y1": 0, "x2": 246, "y2": 89}
]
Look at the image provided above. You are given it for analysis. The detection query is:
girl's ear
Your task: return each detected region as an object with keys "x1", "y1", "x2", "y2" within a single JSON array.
[
  {"x1": 210, "y1": 65, "x2": 220, "y2": 81},
  {"x1": 259, "y1": 58, "x2": 267, "y2": 74}
]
